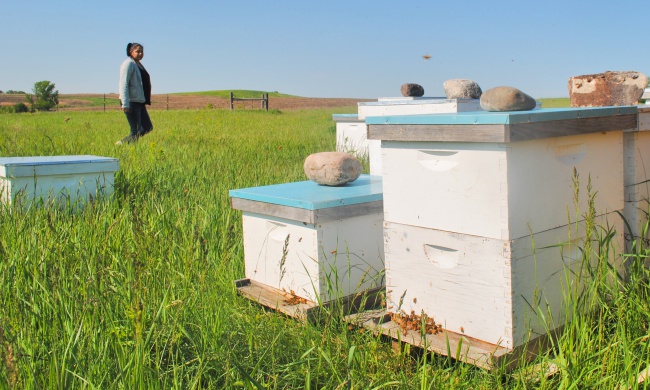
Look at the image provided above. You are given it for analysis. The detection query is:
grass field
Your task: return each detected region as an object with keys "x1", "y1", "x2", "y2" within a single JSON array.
[
  {"x1": 1, "y1": 107, "x2": 649, "y2": 389},
  {"x1": 538, "y1": 97, "x2": 649, "y2": 108},
  {"x1": 536, "y1": 98, "x2": 571, "y2": 108}
]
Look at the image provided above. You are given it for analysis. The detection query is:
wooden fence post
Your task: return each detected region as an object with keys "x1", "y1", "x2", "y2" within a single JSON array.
[{"x1": 230, "y1": 92, "x2": 268, "y2": 111}]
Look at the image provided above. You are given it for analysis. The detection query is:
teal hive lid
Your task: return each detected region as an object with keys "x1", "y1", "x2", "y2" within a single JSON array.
[
  {"x1": 365, "y1": 106, "x2": 638, "y2": 125},
  {"x1": 229, "y1": 174, "x2": 383, "y2": 210}
]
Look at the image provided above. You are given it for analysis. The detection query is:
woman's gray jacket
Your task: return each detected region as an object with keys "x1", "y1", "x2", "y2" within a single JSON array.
[{"x1": 119, "y1": 57, "x2": 145, "y2": 108}]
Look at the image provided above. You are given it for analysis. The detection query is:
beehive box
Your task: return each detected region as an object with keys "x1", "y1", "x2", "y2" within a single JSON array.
[
  {"x1": 355, "y1": 97, "x2": 481, "y2": 176},
  {"x1": 357, "y1": 97, "x2": 481, "y2": 120},
  {"x1": 230, "y1": 175, "x2": 385, "y2": 303},
  {"x1": 622, "y1": 106, "x2": 650, "y2": 247},
  {"x1": 384, "y1": 212, "x2": 625, "y2": 350},
  {"x1": 0, "y1": 155, "x2": 119, "y2": 206},
  {"x1": 333, "y1": 114, "x2": 371, "y2": 157},
  {"x1": 367, "y1": 107, "x2": 637, "y2": 240},
  {"x1": 332, "y1": 113, "x2": 383, "y2": 175}
]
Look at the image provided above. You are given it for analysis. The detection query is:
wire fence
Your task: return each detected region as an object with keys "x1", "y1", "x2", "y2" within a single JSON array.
[{"x1": 0, "y1": 93, "x2": 237, "y2": 112}]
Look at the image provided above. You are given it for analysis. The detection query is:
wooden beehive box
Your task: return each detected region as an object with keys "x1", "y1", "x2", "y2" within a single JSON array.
[
  {"x1": 622, "y1": 106, "x2": 650, "y2": 248},
  {"x1": 333, "y1": 114, "x2": 369, "y2": 158},
  {"x1": 230, "y1": 175, "x2": 385, "y2": 304},
  {"x1": 0, "y1": 155, "x2": 119, "y2": 206},
  {"x1": 361, "y1": 106, "x2": 635, "y2": 357},
  {"x1": 367, "y1": 107, "x2": 636, "y2": 240},
  {"x1": 332, "y1": 98, "x2": 482, "y2": 176},
  {"x1": 383, "y1": 214, "x2": 624, "y2": 350},
  {"x1": 357, "y1": 97, "x2": 481, "y2": 120}
]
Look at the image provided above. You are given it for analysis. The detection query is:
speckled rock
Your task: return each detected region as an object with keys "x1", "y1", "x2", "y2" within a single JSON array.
[
  {"x1": 568, "y1": 71, "x2": 648, "y2": 107},
  {"x1": 304, "y1": 152, "x2": 362, "y2": 186},
  {"x1": 443, "y1": 79, "x2": 482, "y2": 99},
  {"x1": 400, "y1": 83, "x2": 425, "y2": 97},
  {"x1": 480, "y1": 86, "x2": 536, "y2": 111}
]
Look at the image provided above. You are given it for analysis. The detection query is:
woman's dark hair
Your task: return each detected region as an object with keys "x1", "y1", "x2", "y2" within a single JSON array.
[{"x1": 126, "y1": 43, "x2": 143, "y2": 57}]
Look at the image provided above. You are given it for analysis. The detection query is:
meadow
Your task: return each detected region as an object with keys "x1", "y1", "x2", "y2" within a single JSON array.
[{"x1": 0, "y1": 106, "x2": 649, "y2": 389}]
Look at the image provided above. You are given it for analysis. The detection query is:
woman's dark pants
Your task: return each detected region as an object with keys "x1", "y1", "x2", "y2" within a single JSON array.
[{"x1": 123, "y1": 102, "x2": 153, "y2": 142}]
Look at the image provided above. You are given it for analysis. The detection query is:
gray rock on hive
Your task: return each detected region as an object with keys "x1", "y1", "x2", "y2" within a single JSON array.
[
  {"x1": 480, "y1": 86, "x2": 536, "y2": 112},
  {"x1": 401, "y1": 83, "x2": 424, "y2": 97},
  {"x1": 443, "y1": 79, "x2": 482, "y2": 99},
  {"x1": 304, "y1": 152, "x2": 362, "y2": 186}
]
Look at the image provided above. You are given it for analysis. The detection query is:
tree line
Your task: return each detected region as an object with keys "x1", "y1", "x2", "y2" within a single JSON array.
[{"x1": 0, "y1": 80, "x2": 59, "y2": 113}]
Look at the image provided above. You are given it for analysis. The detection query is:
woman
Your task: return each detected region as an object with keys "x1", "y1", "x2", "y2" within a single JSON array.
[{"x1": 117, "y1": 42, "x2": 153, "y2": 145}]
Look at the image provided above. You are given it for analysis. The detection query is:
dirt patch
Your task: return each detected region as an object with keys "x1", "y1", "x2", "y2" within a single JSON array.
[{"x1": 0, "y1": 94, "x2": 27, "y2": 104}]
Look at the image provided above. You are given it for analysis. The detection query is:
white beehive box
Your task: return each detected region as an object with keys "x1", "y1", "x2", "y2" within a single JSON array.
[
  {"x1": 0, "y1": 155, "x2": 119, "y2": 206},
  {"x1": 367, "y1": 107, "x2": 637, "y2": 240},
  {"x1": 357, "y1": 97, "x2": 481, "y2": 120},
  {"x1": 355, "y1": 97, "x2": 481, "y2": 176},
  {"x1": 368, "y1": 139, "x2": 382, "y2": 176},
  {"x1": 230, "y1": 175, "x2": 384, "y2": 303},
  {"x1": 622, "y1": 107, "x2": 650, "y2": 247},
  {"x1": 333, "y1": 114, "x2": 371, "y2": 158},
  {"x1": 332, "y1": 114, "x2": 382, "y2": 175},
  {"x1": 384, "y1": 213, "x2": 625, "y2": 349}
]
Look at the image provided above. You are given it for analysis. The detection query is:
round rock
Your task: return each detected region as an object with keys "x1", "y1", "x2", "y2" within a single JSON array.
[
  {"x1": 304, "y1": 152, "x2": 362, "y2": 186},
  {"x1": 443, "y1": 79, "x2": 482, "y2": 99},
  {"x1": 401, "y1": 83, "x2": 425, "y2": 97},
  {"x1": 480, "y1": 86, "x2": 536, "y2": 111}
]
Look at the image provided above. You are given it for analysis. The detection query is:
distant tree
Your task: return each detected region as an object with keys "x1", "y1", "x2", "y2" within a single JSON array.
[
  {"x1": 13, "y1": 103, "x2": 29, "y2": 113},
  {"x1": 6, "y1": 90, "x2": 26, "y2": 94},
  {"x1": 26, "y1": 81, "x2": 59, "y2": 111}
]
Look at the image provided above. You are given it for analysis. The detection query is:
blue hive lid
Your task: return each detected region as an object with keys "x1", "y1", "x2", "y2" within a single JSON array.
[
  {"x1": 229, "y1": 174, "x2": 383, "y2": 210},
  {"x1": 365, "y1": 106, "x2": 637, "y2": 125}
]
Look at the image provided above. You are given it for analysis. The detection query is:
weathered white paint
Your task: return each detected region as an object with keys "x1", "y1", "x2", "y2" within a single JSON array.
[
  {"x1": 242, "y1": 211, "x2": 384, "y2": 303},
  {"x1": 623, "y1": 199, "x2": 649, "y2": 249},
  {"x1": 369, "y1": 140, "x2": 382, "y2": 176},
  {"x1": 384, "y1": 213, "x2": 625, "y2": 349},
  {"x1": 381, "y1": 131, "x2": 624, "y2": 240},
  {"x1": 0, "y1": 156, "x2": 119, "y2": 206},
  {"x1": 623, "y1": 124, "x2": 650, "y2": 247},
  {"x1": 639, "y1": 109, "x2": 650, "y2": 130}
]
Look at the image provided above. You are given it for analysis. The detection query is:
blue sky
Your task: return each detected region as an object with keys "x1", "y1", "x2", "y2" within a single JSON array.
[{"x1": 3, "y1": 0, "x2": 648, "y2": 99}]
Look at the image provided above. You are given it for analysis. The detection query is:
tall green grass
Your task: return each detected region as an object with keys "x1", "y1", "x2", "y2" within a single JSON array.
[
  {"x1": 61, "y1": 96, "x2": 122, "y2": 107},
  {"x1": 536, "y1": 98, "x2": 571, "y2": 108},
  {"x1": 0, "y1": 108, "x2": 649, "y2": 389}
]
